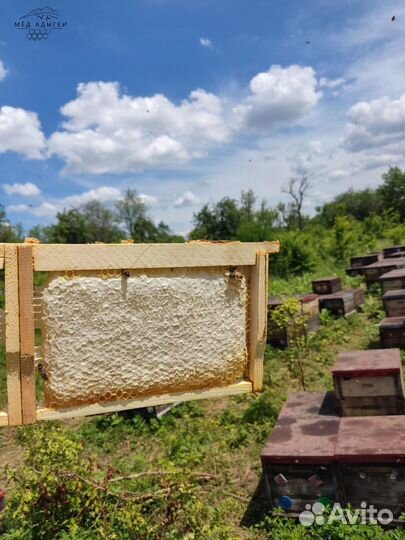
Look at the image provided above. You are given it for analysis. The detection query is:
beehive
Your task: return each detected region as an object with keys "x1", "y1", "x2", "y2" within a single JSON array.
[
  {"x1": 383, "y1": 246, "x2": 405, "y2": 259},
  {"x1": 383, "y1": 290, "x2": 405, "y2": 317},
  {"x1": 332, "y1": 349, "x2": 405, "y2": 416},
  {"x1": 362, "y1": 258, "x2": 405, "y2": 288},
  {"x1": 350, "y1": 253, "x2": 382, "y2": 268},
  {"x1": 318, "y1": 289, "x2": 364, "y2": 317},
  {"x1": 379, "y1": 268, "x2": 405, "y2": 293},
  {"x1": 312, "y1": 277, "x2": 342, "y2": 295},
  {"x1": 267, "y1": 294, "x2": 319, "y2": 348},
  {"x1": 335, "y1": 416, "x2": 405, "y2": 516},
  {"x1": 380, "y1": 317, "x2": 405, "y2": 349},
  {"x1": 346, "y1": 266, "x2": 366, "y2": 278},
  {"x1": 261, "y1": 393, "x2": 340, "y2": 514}
]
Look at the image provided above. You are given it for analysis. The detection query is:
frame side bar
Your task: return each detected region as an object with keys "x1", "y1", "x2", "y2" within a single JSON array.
[
  {"x1": 245, "y1": 253, "x2": 268, "y2": 391},
  {"x1": 18, "y1": 245, "x2": 36, "y2": 424},
  {"x1": 5, "y1": 244, "x2": 22, "y2": 425}
]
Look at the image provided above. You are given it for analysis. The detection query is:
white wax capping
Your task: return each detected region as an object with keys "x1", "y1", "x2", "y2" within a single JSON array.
[{"x1": 41, "y1": 269, "x2": 248, "y2": 407}]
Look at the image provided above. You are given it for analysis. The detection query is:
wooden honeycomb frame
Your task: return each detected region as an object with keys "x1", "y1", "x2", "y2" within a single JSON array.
[{"x1": 0, "y1": 240, "x2": 279, "y2": 426}]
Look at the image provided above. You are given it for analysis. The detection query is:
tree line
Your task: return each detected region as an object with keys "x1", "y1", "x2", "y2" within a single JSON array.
[{"x1": 1, "y1": 167, "x2": 404, "y2": 277}]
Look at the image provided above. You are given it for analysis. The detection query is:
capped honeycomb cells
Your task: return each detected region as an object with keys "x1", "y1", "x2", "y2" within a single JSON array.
[{"x1": 41, "y1": 268, "x2": 249, "y2": 408}]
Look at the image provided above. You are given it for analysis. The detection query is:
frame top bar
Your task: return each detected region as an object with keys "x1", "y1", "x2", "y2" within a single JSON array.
[{"x1": 25, "y1": 240, "x2": 280, "y2": 271}]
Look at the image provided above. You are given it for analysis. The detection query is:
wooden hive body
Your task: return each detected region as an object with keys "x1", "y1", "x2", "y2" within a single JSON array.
[
  {"x1": 379, "y1": 268, "x2": 405, "y2": 293},
  {"x1": 363, "y1": 258, "x2": 405, "y2": 288},
  {"x1": 318, "y1": 289, "x2": 364, "y2": 317},
  {"x1": 266, "y1": 294, "x2": 320, "y2": 348},
  {"x1": 383, "y1": 245, "x2": 405, "y2": 259},
  {"x1": 379, "y1": 317, "x2": 405, "y2": 349},
  {"x1": 383, "y1": 290, "x2": 405, "y2": 317},
  {"x1": 335, "y1": 416, "x2": 405, "y2": 516},
  {"x1": 312, "y1": 277, "x2": 342, "y2": 295},
  {"x1": 261, "y1": 392, "x2": 341, "y2": 513},
  {"x1": 332, "y1": 349, "x2": 405, "y2": 416},
  {"x1": 350, "y1": 253, "x2": 382, "y2": 268}
]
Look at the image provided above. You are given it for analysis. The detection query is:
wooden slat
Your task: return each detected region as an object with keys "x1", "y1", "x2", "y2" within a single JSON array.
[
  {"x1": 18, "y1": 245, "x2": 36, "y2": 424},
  {"x1": 36, "y1": 380, "x2": 252, "y2": 421},
  {"x1": 5, "y1": 244, "x2": 22, "y2": 425},
  {"x1": 0, "y1": 308, "x2": 4, "y2": 342},
  {"x1": 31, "y1": 241, "x2": 280, "y2": 271},
  {"x1": 245, "y1": 253, "x2": 268, "y2": 391},
  {"x1": 0, "y1": 411, "x2": 8, "y2": 426}
]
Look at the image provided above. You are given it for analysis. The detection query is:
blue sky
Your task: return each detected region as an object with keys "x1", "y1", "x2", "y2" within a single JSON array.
[{"x1": 0, "y1": 0, "x2": 404, "y2": 234}]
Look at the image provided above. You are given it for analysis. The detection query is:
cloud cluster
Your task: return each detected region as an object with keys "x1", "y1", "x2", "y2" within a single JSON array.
[
  {"x1": 47, "y1": 82, "x2": 231, "y2": 174},
  {"x1": 344, "y1": 94, "x2": 405, "y2": 152},
  {"x1": 199, "y1": 37, "x2": 212, "y2": 48},
  {"x1": 233, "y1": 65, "x2": 321, "y2": 131},
  {"x1": 6, "y1": 186, "x2": 158, "y2": 218},
  {"x1": 2, "y1": 182, "x2": 41, "y2": 197},
  {"x1": 174, "y1": 191, "x2": 200, "y2": 208},
  {"x1": 0, "y1": 106, "x2": 46, "y2": 159}
]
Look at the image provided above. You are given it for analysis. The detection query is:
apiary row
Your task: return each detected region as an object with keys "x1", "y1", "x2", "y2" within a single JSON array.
[
  {"x1": 267, "y1": 277, "x2": 365, "y2": 347},
  {"x1": 261, "y1": 348, "x2": 405, "y2": 517},
  {"x1": 345, "y1": 246, "x2": 405, "y2": 289},
  {"x1": 344, "y1": 246, "x2": 405, "y2": 349}
]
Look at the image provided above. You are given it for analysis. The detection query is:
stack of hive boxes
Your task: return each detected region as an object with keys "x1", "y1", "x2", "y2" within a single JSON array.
[
  {"x1": 379, "y1": 251, "x2": 405, "y2": 349},
  {"x1": 267, "y1": 279, "x2": 365, "y2": 347},
  {"x1": 345, "y1": 247, "x2": 405, "y2": 289},
  {"x1": 267, "y1": 294, "x2": 320, "y2": 348},
  {"x1": 312, "y1": 277, "x2": 364, "y2": 317},
  {"x1": 261, "y1": 348, "x2": 405, "y2": 518}
]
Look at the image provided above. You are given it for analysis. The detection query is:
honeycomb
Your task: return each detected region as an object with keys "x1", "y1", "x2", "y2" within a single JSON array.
[{"x1": 41, "y1": 267, "x2": 249, "y2": 408}]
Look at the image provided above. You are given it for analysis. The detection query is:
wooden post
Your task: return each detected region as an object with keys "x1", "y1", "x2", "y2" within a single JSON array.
[
  {"x1": 5, "y1": 244, "x2": 22, "y2": 425},
  {"x1": 246, "y1": 253, "x2": 268, "y2": 391},
  {"x1": 18, "y1": 245, "x2": 36, "y2": 424}
]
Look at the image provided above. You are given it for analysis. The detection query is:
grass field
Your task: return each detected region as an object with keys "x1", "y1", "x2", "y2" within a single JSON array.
[{"x1": 0, "y1": 273, "x2": 404, "y2": 539}]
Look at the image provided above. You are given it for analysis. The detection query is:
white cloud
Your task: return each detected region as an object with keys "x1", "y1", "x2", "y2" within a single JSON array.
[
  {"x1": 6, "y1": 186, "x2": 158, "y2": 219},
  {"x1": 199, "y1": 37, "x2": 212, "y2": 48},
  {"x1": 0, "y1": 60, "x2": 7, "y2": 81},
  {"x1": 343, "y1": 94, "x2": 405, "y2": 152},
  {"x1": 0, "y1": 106, "x2": 46, "y2": 159},
  {"x1": 174, "y1": 191, "x2": 200, "y2": 208},
  {"x1": 138, "y1": 193, "x2": 158, "y2": 206},
  {"x1": 233, "y1": 65, "x2": 322, "y2": 131},
  {"x1": 288, "y1": 140, "x2": 324, "y2": 176},
  {"x1": 48, "y1": 82, "x2": 230, "y2": 174},
  {"x1": 329, "y1": 169, "x2": 350, "y2": 179},
  {"x1": 2, "y1": 182, "x2": 41, "y2": 197},
  {"x1": 319, "y1": 77, "x2": 345, "y2": 90},
  {"x1": 62, "y1": 186, "x2": 122, "y2": 208},
  {"x1": 7, "y1": 202, "x2": 58, "y2": 217}
]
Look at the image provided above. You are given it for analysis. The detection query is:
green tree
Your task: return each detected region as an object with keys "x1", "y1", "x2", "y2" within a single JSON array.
[
  {"x1": 190, "y1": 197, "x2": 241, "y2": 240},
  {"x1": 116, "y1": 189, "x2": 181, "y2": 242},
  {"x1": 81, "y1": 200, "x2": 124, "y2": 243},
  {"x1": 0, "y1": 204, "x2": 23, "y2": 242},
  {"x1": 378, "y1": 167, "x2": 405, "y2": 222},
  {"x1": 316, "y1": 188, "x2": 383, "y2": 226},
  {"x1": 47, "y1": 209, "x2": 91, "y2": 244}
]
